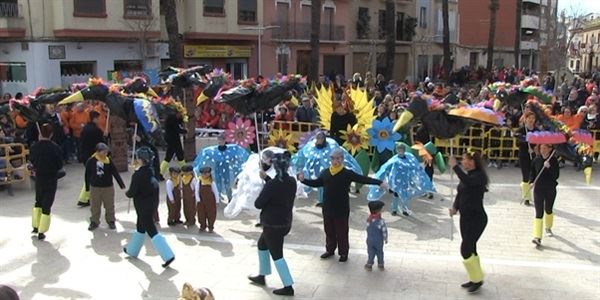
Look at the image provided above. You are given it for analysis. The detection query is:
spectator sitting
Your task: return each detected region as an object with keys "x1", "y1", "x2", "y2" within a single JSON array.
[
  {"x1": 582, "y1": 104, "x2": 599, "y2": 130},
  {"x1": 274, "y1": 106, "x2": 293, "y2": 130},
  {"x1": 555, "y1": 106, "x2": 585, "y2": 131},
  {"x1": 295, "y1": 96, "x2": 317, "y2": 124}
]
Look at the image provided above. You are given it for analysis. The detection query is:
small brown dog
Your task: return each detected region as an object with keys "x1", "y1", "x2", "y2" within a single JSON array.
[{"x1": 179, "y1": 283, "x2": 214, "y2": 300}]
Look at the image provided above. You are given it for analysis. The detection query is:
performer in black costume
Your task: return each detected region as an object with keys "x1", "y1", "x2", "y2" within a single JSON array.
[
  {"x1": 160, "y1": 112, "x2": 187, "y2": 175},
  {"x1": 448, "y1": 151, "x2": 488, "y2": 293},
  {"x1": 29, "y1": 124, "x2": 63, "y2": 240},
  {"x1": 530, "y1": 143, "x2": 559, "y2": 246},
  {"x1": 516, "y1": 111, "x2": 537, "y2": 205},
  {"x1": 123, "y1": 147, "x2": 175, "y2": 267},
  {"x1": 248, "y1": 152, "x2": 296, "y2": 296}
]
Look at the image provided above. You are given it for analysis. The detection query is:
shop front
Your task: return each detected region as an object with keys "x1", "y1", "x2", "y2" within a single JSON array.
[{"x1": 184, "y1": 45, "x2": 253, "y2": 80}]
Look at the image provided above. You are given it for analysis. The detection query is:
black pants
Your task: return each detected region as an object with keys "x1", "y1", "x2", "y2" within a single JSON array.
[
  {"x1": 459, "y1": 212, "x2": 488, "y2": 259},
  {"x1": 425, "y1": 164, "x2": 434, "y2": 181},
  {"x1": 533, "y1": 185, "x2": 556, "y2": 218},
  {"x1": 35, "y1": 175, "x2": 58, "y2": 214},
  {"x1": 257, "y1": 226, "x2": 290, "y2": 260},
  {"x1": 136, "y1": 212, "x2": 158, "y2": 238},
  {"x1": 324, "y1": 217, "x2": 350, "y2": 256},
  {"x1": 519, "y1": 153, "x2": 532, "y2": 182},
  {"x1": 164, "y1": 140, "x2": 184, "y2": 162}
]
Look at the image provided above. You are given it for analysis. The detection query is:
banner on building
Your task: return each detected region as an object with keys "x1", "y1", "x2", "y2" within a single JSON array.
[
  {"x1": 107, "y1": 69, "x2": 160, "y2": 86},
  {"x1": 184, "y1": 45, "x2": 252, "y2": 58}
]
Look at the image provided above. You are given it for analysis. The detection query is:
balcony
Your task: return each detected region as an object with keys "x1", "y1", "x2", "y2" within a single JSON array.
[
  {"x1": 0, "y1": 2, "x2": 25, "y2": 37},
  {"x1": 521, "y1": 40, "x2": 539, "y2": 50},
  {"x1": 271, "y1": 23, "x2": 345, "y2": 42},
  {"x1": 522, "y1": 15, "x2": 540, "y2": 29}
]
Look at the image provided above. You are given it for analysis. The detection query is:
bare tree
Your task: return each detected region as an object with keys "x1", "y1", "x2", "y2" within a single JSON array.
[
  {"x1": 486, "y1": 0, "x2": 499, "y2": 72},
  {"x1": 514, "y1": 0, "x2": 522, "y2": 69},
  {"x1": 383, "y1": 0, "x2": 396, "y2": 80},
  {"x1": 160, "y1": 0, "x2": 184, "y2": 67},
  {"x1": 309, "y1": 0, "x2": 322, "y2": 83},
  {"x1": 123, "y1": 16, "x2": 157, "y2": 70},
  {"x1": 442, "y1": 0, "x2": 451, "y2": 80}
]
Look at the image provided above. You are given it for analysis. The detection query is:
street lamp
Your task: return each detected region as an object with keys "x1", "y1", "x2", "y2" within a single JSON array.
[{"x1": 240, "y1": 25, "x2": 280, "y2": 76}]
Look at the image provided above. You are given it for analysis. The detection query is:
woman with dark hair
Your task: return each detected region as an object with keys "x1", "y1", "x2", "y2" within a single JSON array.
[
  {"x1": 516, "y1": 111, "x2": 537, "y2": 205},
  {"x1": 123, "y1": 147, "x2": 175, "y2": 268},
  {"x1": 530, "y1": 144, "x2": 559, "y2": 246},
  {"x1": 248, "y1": 152, "x2": 297, "y2": 296},
  {"x1": 29, "y1": 123, "x2": 63, "y2": 240},
  {"x1": 448, "y1": 151, "x2": 489, "y2": 293}
]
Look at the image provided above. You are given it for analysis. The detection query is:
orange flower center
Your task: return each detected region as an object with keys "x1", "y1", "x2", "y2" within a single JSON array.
[{"x1": 378, "y1": 130, "x2": 389, "y2": 140}]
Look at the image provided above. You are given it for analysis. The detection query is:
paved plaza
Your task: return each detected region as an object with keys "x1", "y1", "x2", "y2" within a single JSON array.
[{"x1": 1, "y1": 160, "x2": 599, "y2": 300}]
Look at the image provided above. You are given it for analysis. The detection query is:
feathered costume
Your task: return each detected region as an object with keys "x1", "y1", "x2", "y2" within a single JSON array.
[
  {"x1": 367, "y1": 152, "x2": 435, "y2": 215},
  {"x1": 192, "y1": 144, "x2": 250, "y2": 201},
  {"x1": 224, "y1": 147, "x2": 306, "y2": 218}
]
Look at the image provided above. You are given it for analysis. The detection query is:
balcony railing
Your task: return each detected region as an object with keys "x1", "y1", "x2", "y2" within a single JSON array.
[
  {"x1": 0, "y1": 2, "x2": 20, "y2": 18},
  {"x1": 271, "y1": 22, "x2": 345, "y2": 41}
]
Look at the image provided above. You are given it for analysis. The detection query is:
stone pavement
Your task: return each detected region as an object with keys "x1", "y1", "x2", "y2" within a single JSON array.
[{"x1": 1, "y1": 163, "x2": 599, "y2": 300}]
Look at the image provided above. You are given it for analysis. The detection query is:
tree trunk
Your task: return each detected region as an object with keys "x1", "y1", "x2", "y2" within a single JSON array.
[
  {"x1": 109, "y1": 116, "x2": 129, "y2": 172},
  {"x1": 160, "y1": 0, "x2": 184, "y2": 67},
  {"x1": 308, "y1": 0, "x2": 321, "y2": 83},
  {"x1": 442, "y1": 0, "x2": 451, "y2": 80},
  {"x1": 383, "y1": 0, "x2": 396, "y2": 80},
  {"x1": 486, "y1": 0, "x2": 499, "y2": 72},
  {"x1": 540, "y1": 0, "x2": 553, "y2": 74},
  {"x1": 514, "y1": 0, "x2": 522, "y2": 69},
  {"x1": 182, "y1": 88, "x2": 197, "y2": 162}
]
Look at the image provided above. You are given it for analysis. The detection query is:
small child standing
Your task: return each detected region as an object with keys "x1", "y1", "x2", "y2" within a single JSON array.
[
  {"x1": 196, "y1": 166, "x2": 220, "y2": 233},
  {"x1": 165, "y1": 167, "x2": 183, "y2": 226},
  {"x1": 365, "y1": 200, "x2": 388, "y2": 270},
  {"x1": 180, "y1": 165, "x2": 198, "y2": 226}
]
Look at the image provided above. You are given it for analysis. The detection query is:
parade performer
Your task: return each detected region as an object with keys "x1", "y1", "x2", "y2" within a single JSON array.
[
  {"x1": 365, "y1": 200, "x2": 387, "y2": 270},
  {"x1": 516, "y1": 111, "x2": 538, "y2": 205},
  {"x1": 165, "y1": 167, "x2": 183, "y2": 226},
  {"x1": 225, "y1": 147, "x2": 306, "y2": 221},
  {"x1": 298, "y1": 148, "x2": 386, "y2": 262},
  {"x1": 368, "y1": 144, "x2": 435, "y2": 216},
  {"x1": 180, "y1": 165, "x2": 198, "y2": 226},
  {"x1": 196, "y1": 166, "x2": 219, "y2": 233},
  {"x1": 248, "y1": 152, "x2": 297, "y2": 296},
  {"x1": 29, "y1": 124, "x2": 63, "y2": 240},
  {"x1": 292, "y1": 131, "x2": 362, "y2": 206},
  {"x1": 85, "y1": 143, "x2": 126, "y2": 231},
  {"x1": 123, "y1": 147, "x2": 175, "y2": 268},
  {"x1": 530, "y1": 144, "x2": 560, "y2": 246},
  {"x1": 193, "y1": 133, "x2": 249, "y2": 203},
  {"x1": 77, "y1": 110, "x2": 105, "y2": 207},
  {"x1": 160, "y1": 112, "x2": 187, "y2": 176},
  {"x1": 448, "y1": 151, "x2": 488, "y2": 293}
]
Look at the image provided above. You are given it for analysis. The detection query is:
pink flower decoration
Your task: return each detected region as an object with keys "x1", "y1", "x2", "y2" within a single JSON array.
[{"x1": 224, "y1": 118, "x2": 256, "y2": 148}]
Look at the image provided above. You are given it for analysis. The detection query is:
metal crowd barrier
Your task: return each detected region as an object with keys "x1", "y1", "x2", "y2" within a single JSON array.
[{"x1": 0, "y1": 143, "x2": 29, "y2": 186}]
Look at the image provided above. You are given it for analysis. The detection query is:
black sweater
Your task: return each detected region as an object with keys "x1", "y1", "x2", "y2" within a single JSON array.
[
  {"x1": 255, "y1": 176, "x2": 297, "y2": 227},
  {"x1": 330, "y1": 112, "x2": 357, "y2": 143},
  {"x1": 302, "y1": 168, "x2": 381, "y2": 218},
  {"x1": 452, "y1": 166, "x2": 487, "y2": 216},
  {"x1": 530, "y1": 155, "x2": 559, "y2": 188},
  {"x1": 84, "y1": 156, "x2": 125, "y2": 190},
  {"x1": 126, "y1": 165, "x2": 159, "y2": 215},
  {"x1": 164, "y1": 114, "x2": 186, "y2": 143},
  {"x1": 29, "y1": 139, "x2": 63, "y2": 177},
  {"x1": 79, "y1": 122, "x2": 105, "y2": 164}
]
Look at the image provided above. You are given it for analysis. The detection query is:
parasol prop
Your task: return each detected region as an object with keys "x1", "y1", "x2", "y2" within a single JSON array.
[{"x1": 531, "y1": 149, "x2": 556, "y2": 188}]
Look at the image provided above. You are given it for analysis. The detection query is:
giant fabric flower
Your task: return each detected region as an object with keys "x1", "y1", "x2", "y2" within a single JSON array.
[
  {"x1": 340, "y1": 124, "x2": 369, "y2": 155},
  {"x1": 268, "y1": 129, "x2": 297, "y2": 152},
  {"x1": 225, "y1": 118, "x2": 256, "y2": 148},
  {"x1": 367, "y1": 118, "x2": 401, "y2": 153}
]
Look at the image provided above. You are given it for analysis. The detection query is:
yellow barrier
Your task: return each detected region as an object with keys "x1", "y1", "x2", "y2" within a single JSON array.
[
  {"x1": 0, "y1": 143, "x2": 29, "y2": 186},
  {"x1": 270, "y1": 120, "x2": 321, "y2": 142},
  {"x1": 434, "y1": 125, "x2": 486, "y2": 157}
]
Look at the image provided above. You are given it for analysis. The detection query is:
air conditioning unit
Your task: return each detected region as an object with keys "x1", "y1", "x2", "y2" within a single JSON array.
[{"x1": 145, "y1": 44, "x2": 158, "y2": 57}]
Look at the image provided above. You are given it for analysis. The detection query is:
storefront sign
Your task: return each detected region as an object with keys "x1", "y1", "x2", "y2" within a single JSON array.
[{"x1": 184, "y1": 45, "x2": 252, "y2": 58}]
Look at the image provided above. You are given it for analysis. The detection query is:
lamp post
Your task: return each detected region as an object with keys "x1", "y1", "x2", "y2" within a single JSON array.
[{"x1": 241, "y1": 25, "x2": 280, "y2": 76}]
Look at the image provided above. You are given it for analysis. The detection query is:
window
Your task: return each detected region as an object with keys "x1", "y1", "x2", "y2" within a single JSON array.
[
  {"x1": 419, "y1": 7, "x2": 427, "y2": 28},
  {"x1": 225, "y1": 62, "x2": 246, "y2": 80},
  {"x1": 278, "y1": 54, "x2": 288, "y2": 74},
  {"x1": 275, "y1": 2, "x2": 290, "y2": 39},
  {"x1": 73, "y1": 0, "x2": 106, "y2": 17},
  {"x1": 469, "y1": 52, "x2": 478, "y2": 67},
  {"x1": 124, "y1": 0, "x2": 152, "y2": 18},
  {"x1": 357, "y1": 7, "x2": 369, "y2": 39},
  {"x1": 114, "y1": 60, "x2": 143, "y2": 72},
  {"x1": 238, "y1": 0, "x2": 256, "y2": 23},
  {"x1": 60, "y1": 61, "x2": 96, "y2": 76},
  {"x1": 323, "y1": 7, "x2": 334, "y2": 40},
  {"x1": 396, "y1": 12, "x2": 405, "y2": 41},
  {"x1": 0, "y1": 62, "x2": 27, "y2": 82},
  {"x1": 204, "y1": 0, "x2": 224, "y2": 16},
  {"x1": 0, "y1": 0, "x2": 19, "y2": 18},
  {"x1": 378, "y1": 10, "x2": 386, "y2": 39}
]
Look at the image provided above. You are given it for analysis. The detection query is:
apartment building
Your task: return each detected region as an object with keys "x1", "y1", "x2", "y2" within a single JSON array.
[{"x1": 567, "y1": 13, "x2": 600, "y2": 74}]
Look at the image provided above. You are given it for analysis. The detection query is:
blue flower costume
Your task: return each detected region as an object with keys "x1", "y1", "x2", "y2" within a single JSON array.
[
  {"x1": 367, "y1": 152, "x2": 435, "y2": 215},
  {"x1": 292, "y1": 136, "x2": 362, "y2": 204},
  {"x1": 193, "y1": 144, "x2": 250, "y2": 201}
]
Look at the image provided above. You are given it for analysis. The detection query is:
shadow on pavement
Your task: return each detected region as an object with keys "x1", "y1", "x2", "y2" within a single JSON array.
[{"x1": 126, "y1": 256, "x2": 180, "y2": 299}]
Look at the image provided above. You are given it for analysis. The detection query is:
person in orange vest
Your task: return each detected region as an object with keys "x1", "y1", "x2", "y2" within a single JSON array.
[
  {"x1": 555, "y1": 106, "x2": 585, "y2": 131},
  {"x1": 92, "y1": 102, "x2": 109, "y2": 135},
  {"x1": 69, "y1": 103, "x2": 90, "y2": 158}
]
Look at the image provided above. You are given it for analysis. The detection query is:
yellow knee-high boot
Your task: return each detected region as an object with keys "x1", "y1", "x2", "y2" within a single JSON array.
[
  {"x1": 38, "y1": 214, "x2": 51, "y2": 233},
  {"x1": 544, "y1": 213, "x2": 554, "y2": 229},
  {"x1": 32, "y1": 207, "x2": 42, "y2": 229},
  {"x1": 177, "y1": 160, "x2": 185, "y2": 168},
  {"x1": 78, "y1": 184, "x2": 89, "y2": 203},
  {"x1": 463, "y1": 255, "x2": 483, "y2": 283},
  {"x1": 520, "y1": 182, "x2": 531, "y2": 201},
  {"x1": 533, "y1": 218, "x2": 543, "y2": 239},
  {"x1": 160, "y1": 160, "x2": 170, "y2": 175}
]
